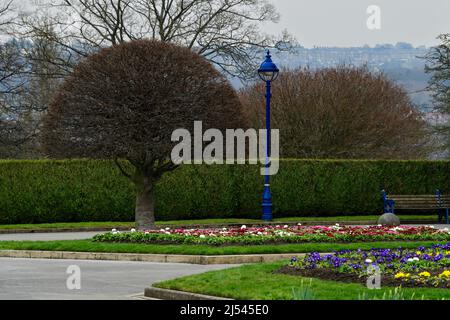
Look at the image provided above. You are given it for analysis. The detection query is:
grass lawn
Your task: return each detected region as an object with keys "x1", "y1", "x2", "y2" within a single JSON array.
[
  {"x1": 0, "y1": 215, "x2": 438, "y2": 231},
  {"x1": 0, "y1": 240, "x2": 446, "y2": 255},
  {"x1": 154, "y1": 261, "x2": 450, "y2": 300}
]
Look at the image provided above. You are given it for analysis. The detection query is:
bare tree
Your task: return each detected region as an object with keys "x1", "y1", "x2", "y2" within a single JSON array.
[
  {"x1": 18, "y1": 0, "x2": 289, "y2": 80},
  {"x1": 240, "y1": 67, "x2": 429, "y2": 159},
  {"x1": 6, "y1": 0, "x2": 287, "y2": 158},
  {"x1": 0, "y1": 1, "x2": 33, "y2": 157},
  {"x1": 0, "y1": 38, "x2": 40, "y2": 157},
  {"x1": 0, "y1": 0, "x2": 13, "y2": 30},
  {"x1": 0, "y1": 3, "x2": 62, "y2": 158},
  {"x1": 424, "y1": 34, "x2": 450, "y2": 154},
  {"x1": 42, "y1": 40, "x2": 246, "y2": 229}
]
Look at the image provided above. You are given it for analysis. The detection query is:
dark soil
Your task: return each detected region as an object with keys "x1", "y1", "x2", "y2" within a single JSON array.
[{"x1": 275, "y1": 266, "x2": 450, "y2": 289}]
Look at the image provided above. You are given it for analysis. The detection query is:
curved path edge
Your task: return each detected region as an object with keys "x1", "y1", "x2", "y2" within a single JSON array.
[
  {"x1": 0, "y1": 250, "x2": 305, "y2": 265},
  {"x1": 144, "y1": 287, "x2": 232, "y2": 300}
]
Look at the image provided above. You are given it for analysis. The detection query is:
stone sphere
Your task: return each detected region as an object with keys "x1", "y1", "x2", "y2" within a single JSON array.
[{"x1": 378, "y1": 213, "x2": 401, "y2": 226}]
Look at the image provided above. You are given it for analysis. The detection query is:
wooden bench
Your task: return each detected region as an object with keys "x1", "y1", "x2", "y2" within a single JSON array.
[{"x1": 381, "y1": 190, "x2": 449, "y2": 224}]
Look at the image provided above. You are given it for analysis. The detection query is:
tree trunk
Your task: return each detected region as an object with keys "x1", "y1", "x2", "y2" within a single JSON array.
[{"x1": 134, "y1": 174, "x2": 156, "y2": 230}]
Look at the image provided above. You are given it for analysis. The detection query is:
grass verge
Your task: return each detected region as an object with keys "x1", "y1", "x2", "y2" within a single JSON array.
[
  {"x1": 0, "y1": 215, "x2": 438, "y2": 231},
  {"x1": 154, "y1": 261, "x2": 450, "y2": 300},
  {"x1": 0, "y1": 240, "x2": 445, "y2": 255}
]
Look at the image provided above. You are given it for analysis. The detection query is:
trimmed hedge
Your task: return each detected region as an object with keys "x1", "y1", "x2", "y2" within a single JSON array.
[
  {"x1": 0, "y1": 160, "x2": 133, "y2": 224},
  {"x1": 0, "y1": 159, "x2": 449, "y2": 224}
]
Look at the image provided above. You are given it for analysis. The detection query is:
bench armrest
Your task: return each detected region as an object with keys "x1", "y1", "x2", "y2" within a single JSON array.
[{"x1": 381, "y1": 190, "x2": 395, "y2": 214}]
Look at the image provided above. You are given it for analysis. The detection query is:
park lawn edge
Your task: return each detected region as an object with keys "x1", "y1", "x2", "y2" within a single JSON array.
[
  {"x1": 153, "y1": 261, "x2": 450, "y2": 300},
  {"x1": 0, "y1": 215, "x2": 439, "y2": 231},
  {"x1": 0, "y1": 240, "x2": 447, "y2": 255}
]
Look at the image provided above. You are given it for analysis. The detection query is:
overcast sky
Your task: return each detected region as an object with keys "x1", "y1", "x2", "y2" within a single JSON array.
[
  {"x1": 16, "y1": 0, "x2": 450, "y2": 48},
  {"x1": 267, "y1": 0, "x2": 450, "y2": 48}
]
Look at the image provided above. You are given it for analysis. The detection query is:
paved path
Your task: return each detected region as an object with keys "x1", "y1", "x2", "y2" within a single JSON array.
[
  {"x1": 0, "y1": 231, "x2": 100, "y2": 241},
  {"x1": 0, "y1": 258, "x2": 236, "y2": 300}
]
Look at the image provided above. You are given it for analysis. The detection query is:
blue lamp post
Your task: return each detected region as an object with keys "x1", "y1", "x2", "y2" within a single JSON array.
[{"x1": 258, "y1": 50, "x2": 279, "y2": 221}]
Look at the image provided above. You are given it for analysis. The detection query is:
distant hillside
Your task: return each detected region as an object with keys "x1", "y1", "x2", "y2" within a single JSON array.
[{"x1": 241, "y1": 44, "x2": 434, "y2": 112}]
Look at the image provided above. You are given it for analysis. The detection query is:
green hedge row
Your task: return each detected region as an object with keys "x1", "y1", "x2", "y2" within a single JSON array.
[{"x1": 0, "y1": 160, "x2": 449, "y2": 224}]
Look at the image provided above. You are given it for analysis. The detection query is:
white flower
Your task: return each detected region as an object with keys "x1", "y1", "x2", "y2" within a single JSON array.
[
  {"x1": 429, "y1": 226, "x2": 435, "y2": 229},
  {"x1": 284, "y1": 225, "x2": 289, "y2": 229},
  {"x1": 413, "y1": 257, "x2": 420, "y2": 261},
  {"x1": 222, "y1": 227, "x2": 227, "y2": 231},
  {"x1": 111, "y1": 229, "x2": 117, "y2": 233},
  {"x1": 377, "y1": 224, "x2": 382, "y2": 227},
  {"x1": 160, "y1": 229, "x2": 166, "y2": 232},
  {"x1": 297, "y1": 223, "x2": 302, "y2": 226},
  {"x1": 407, "y1": 258, "x2": 414, "y2": 263},
  {"x1": 335, "y1": 223, "x2": 340, "y2": 227},
  {"x1": 241, "y1": 225, "x2": 247, "y2": 230},
  {"x1": 165, "y1": 227, "x2": 170, "y2": 230},
  {"x1": 257, "y1": 232, "x2": 263, "y2": 235},
  {"x1": 199, "y1": 235, "x2": 206, "y2": 238},
  {"x1": 130, "y1": 228, "x2": 136, "y2": 233},
  {"x1": 365, "y1": 259, "x2": 373, "y2": 264}
]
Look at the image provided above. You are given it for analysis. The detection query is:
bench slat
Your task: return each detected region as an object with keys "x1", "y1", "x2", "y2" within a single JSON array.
[
  {"x1": 395, "y1": 203, "x2": 440, "y2": 208},
  {"x1": 394, "y1": 199, "x2": 441, "y2": 202},
  {"x1": 393, "y1": 198, "x2": 439, "y2": 200},
  {"x1": 390, "y1": 195, "x2": 437, "y2": 197},
  {"x1": 394, "y1": 201, "x2": 440, "y2": 204},
  {"x1": 392, "y1": 198, "x2": 439, "y2": 200},
  {"x1": 396, "y1": 206, "x2": 440, "y2": 210},
  {"x1": 392, "y1": 201, "x2": 440, "y2": 204},
  {"x1": 385, "y1": 193, "x2": 450, "y2": 211},
  {"x1": 390, "y1": 196, "x2": 450, "y2": 199},
  {"x1": 393, "y1": 200, "x2": 439, "y2": 202}
]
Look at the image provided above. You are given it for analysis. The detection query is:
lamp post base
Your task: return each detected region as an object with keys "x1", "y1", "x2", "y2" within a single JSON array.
[{"x1": 262, "y1": 184, "x2": 273, "y2": 221}]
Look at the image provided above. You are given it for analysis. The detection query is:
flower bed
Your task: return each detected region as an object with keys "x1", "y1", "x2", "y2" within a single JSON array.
[
  {"x1": 93, "y1": 225, "x2": 450, "y2": 246},
  {"x1": 279, "y1": 244, "x2": 450, "y2": 289}
]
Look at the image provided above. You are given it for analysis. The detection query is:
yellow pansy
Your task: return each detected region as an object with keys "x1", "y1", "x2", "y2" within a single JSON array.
[
  {"x1": 394, "y1": 272, "x2": 410, "y2": 279},
  {"x1": 419, "y1": 272, "x2": 431, "y2": 277},
  {"x1": 416, "y1": 251, "x2": 422, "y2": 255},
  {"x1": 439, "y1": 270, "x2": 450, "y2": 278}
]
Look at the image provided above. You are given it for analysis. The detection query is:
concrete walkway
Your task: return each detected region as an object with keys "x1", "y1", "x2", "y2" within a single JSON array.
[
  {"x1": 0, "y1": 258, "x2": 236, "y2": 300},
  {"x1": 0, "y1": 231, "x2": 101, "y2": 241}
]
